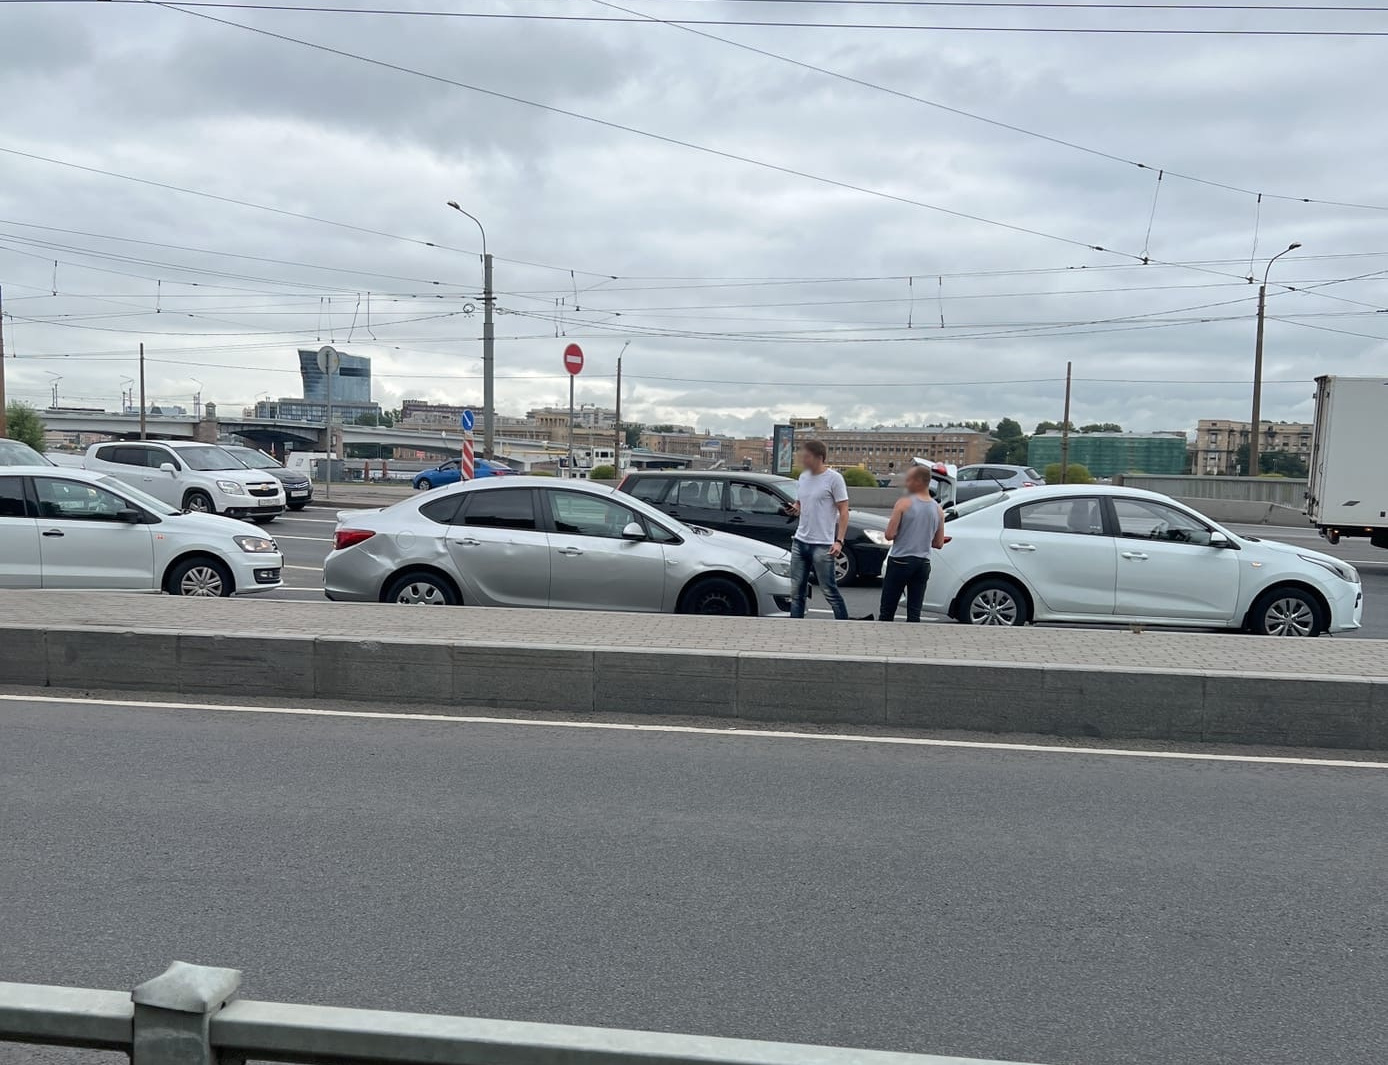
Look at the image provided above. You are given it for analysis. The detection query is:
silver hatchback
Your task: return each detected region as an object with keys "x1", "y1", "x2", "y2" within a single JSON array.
[{"x1": 323, "y1": 477, "x2": 793, "y2": 615}]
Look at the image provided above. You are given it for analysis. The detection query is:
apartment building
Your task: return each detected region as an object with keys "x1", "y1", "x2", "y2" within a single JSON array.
[
  {"x1": 1194, "y1": 419, "x2": 1313, "y2": 475},
  {"x1": 800, "y1": 426, "x2": 992, "y2": 469}
]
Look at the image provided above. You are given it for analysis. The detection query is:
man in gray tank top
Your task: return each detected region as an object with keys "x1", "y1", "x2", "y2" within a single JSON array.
[{"x1": 878, "y1": 465, "x2": 946, "y2": 622}]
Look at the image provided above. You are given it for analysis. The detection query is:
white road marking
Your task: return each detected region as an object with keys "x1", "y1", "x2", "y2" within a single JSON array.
[
  {"x1": 276, "y1": 516, "x2": 338, "y2": 524},
  {"x1": 283, "y1": 565, "x2": 323, "y2": 572},
  {"x1": 3, "y1": 693, "x2": 1383, "y2": 770}
]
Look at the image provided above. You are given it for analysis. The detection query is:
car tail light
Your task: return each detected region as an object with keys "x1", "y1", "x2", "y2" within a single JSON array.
[
  {"x1": 334, "y1": 528, "x2": 376, "y2": 550},
  {"x1": 1021, "y1": 481, "x2": 1037, "y2": 488}
]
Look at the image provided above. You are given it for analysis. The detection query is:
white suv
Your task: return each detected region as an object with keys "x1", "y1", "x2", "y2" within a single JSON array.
[{"x1": 85, "y1": 440, "x2": 286, "y2": 522}]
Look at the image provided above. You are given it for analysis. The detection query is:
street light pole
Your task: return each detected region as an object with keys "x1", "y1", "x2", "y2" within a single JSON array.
[
  {"x1": 1249, "y1": 242, "x2": 1301, "y2": 479},
  {"x1": 446, "y1": 202, "x2": 494, "y2": 461},
  {"x1": 614, "y1": 341, "x2": 629, "y2": 471}
]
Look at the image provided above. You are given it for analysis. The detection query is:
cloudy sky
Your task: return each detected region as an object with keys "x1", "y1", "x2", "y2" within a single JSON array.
[{"x1": 2, "y1": 0, "x2": 1386, "y2": 437}]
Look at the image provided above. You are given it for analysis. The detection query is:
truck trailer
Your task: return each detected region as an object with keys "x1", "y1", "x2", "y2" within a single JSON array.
[{"x1": 1306, "y1": 375, "x2": 1388, "y2": 549}]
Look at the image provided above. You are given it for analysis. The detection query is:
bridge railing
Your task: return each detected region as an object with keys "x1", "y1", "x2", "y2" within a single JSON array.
[{"x1": 1, "y1": 962, "x2": 1042, "y2": 1065}]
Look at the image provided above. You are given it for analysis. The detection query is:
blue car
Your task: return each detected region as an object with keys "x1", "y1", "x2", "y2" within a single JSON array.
[{"x1": 412, "y1": 458, "x2": 514, "y2": 491}]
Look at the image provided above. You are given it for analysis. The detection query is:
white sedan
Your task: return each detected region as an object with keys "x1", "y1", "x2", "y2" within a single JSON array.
[
  {"x1": 0, "y1": 466, "x2": 284, "y2": 596},
  {"x1": 926, "y1": 485, "x2": 1361, "y2": 636}
]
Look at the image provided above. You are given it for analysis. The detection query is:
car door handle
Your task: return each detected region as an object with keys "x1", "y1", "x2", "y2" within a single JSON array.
[
  {"x1": 42, "y1": 529, "x2": 65, "y2": 538},
  {"x1": 557, "y1": 546, "x2": 583, "y2": 556},
  {"x1": 728, "y1": 516, "x2": 746, "y2": 523},
  {"x1": 1006, "y1": 542, "x2": 1036, "y2": 552},
  {"x1": 454, "y1": 537, "x2": 482, "y2": 547},
  {"x1": 1121, "y1": 551, "x2": 1149, "y2": 560}
]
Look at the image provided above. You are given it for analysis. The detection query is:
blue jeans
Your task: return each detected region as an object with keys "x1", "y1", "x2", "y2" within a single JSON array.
[
  {"x1": 878, "y1": 556, "x2": 930, "y2": 622},
  {"x1": 789, "y1": 539, "x2": 848, "y2": 620}
]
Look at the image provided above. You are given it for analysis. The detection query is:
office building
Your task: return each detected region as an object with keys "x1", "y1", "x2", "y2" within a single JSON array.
[
  {"x1": 299, "y1": 348, "x2": 373, "y2": 404},
  {"x1": 807, "y1": 426, "x2": 993, "y2": 469}
]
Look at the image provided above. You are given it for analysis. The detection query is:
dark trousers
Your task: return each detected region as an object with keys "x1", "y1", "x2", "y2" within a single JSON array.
[{"x1": 878, "y1": 556, "x2": 930, "y2": 622}]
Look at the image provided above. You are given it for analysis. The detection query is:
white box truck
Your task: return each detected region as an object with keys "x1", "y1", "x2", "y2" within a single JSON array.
[{"x1": 1306, "y1": 375, "x2": 1388, "y2": 549}]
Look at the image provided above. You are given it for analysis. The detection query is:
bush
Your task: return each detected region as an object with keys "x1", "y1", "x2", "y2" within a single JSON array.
[
  {"x1": 4, "y1": 402, "x2": 45, "y2": 451},
  {"x1": 589, "y1": 464, "x2": 618, "y2": 480},
  {"x1": 530, "y1": 469, "x2": 555, "y2": 477},
  {"x1": 839, "y1": 465, "x2": 878, "y2": 487},
  {"x1": 1044, "y1": 462, "x2": 1095, "y2": 484}
]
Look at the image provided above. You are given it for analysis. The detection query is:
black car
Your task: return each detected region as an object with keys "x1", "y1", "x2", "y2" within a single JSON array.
[
  {"x1": 223, "y1": 445, "x2": 314, "y2": 511},
  {"x1": 617, "y1": 470, "x2": 891, "y2": 585}
]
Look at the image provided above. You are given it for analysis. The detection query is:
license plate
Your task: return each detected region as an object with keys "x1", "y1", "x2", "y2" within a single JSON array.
[
  {"x1": 289, "y1": 489, "x2": 309, "y2": 498},
  {"x1": 257, "y1": 498, "x2": 279, "y2": 507}
]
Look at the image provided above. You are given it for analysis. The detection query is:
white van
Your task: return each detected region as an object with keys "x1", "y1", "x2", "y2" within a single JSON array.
[{"x1": 84, "y1": 440, "x2": 286, "y2": 522}]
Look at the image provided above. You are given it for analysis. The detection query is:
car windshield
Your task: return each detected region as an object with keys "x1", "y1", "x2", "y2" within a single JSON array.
[
  {"x1": 0, "y1": 439, "x2": 54, "y2": 466},
  {"x1": 947, "y1": 491, "x2": 1008, "y2": 521},
  {"x1": 174, "y1": 445, "x2": 245, "y2": 471},
  {"x1": 227, "y1": 447, "x2": 281, "y2": 470},
  {"x1": 96, "y1": 475, "x2": 181, "y2": 516}
]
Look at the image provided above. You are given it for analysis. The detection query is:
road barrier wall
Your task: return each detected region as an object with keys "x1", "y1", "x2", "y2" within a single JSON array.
[{"x1": 3, "y1": 594, "x2": 1385, "y2": 751}]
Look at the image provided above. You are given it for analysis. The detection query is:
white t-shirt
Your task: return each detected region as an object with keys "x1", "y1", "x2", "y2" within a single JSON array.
[{"x1": 794, "y1": 468, "x2": 849, "y2": 545}]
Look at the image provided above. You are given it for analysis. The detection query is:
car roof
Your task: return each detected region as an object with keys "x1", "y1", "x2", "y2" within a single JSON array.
[
  {"x1": 623, "y1": 470, "x2": 790, "y2": 483},
  {"x1": 0, "y1": 465, "x2": 104, "y2": 481}
]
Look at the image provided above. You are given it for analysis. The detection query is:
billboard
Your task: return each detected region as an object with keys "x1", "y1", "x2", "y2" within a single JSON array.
[{"x1": 771, "y1": 424, "x2": 795, "y2": 476}]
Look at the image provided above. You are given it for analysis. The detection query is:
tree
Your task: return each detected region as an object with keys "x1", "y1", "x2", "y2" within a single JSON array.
[
  {"x1": 947, "y1": 420, "x2": 990, "y2": 433},
  {"x1": 1079, "y1": 422, "x2": 1123, "y2": 434},
  {"x1": 840, "y1": 465, "x2": 878, "y2": 487},
  {"x1": 4, "y1": 402, "x2": 45, "y2": 451},
  {"x1": 984, "y1": 441, "x2": 1012, "y2": 463},
  {"x1": 589, "y1": 464, "x2": 618, "y2": 480},
  {"x1": 621, "y1": 422, "x2": 644, "y2": 448},
  {"x1": 1034, "y1": 420, "x2": 1076, "y2": 435},
  {"x1": 1044, "y1": 461, "x2": 1095, "y2": 485},
  {"x1": 994, "y1": 417, "x2": 1025, "y2": 441}
]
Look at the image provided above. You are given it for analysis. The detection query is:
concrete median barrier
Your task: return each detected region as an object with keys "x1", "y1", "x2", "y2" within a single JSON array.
[{"x1": 2, "y1": 592, "x2": 1386, "y2": 751}]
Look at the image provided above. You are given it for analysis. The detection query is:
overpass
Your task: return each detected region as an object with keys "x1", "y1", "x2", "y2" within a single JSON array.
[{"x1": 40, "y1": 409, "x2": 694, "y2": 468}]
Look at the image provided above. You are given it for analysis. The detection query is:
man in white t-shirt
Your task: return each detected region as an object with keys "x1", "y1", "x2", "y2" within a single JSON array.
[{"x1": 783, "y1": 439, "x2": 850, "y2": 620}]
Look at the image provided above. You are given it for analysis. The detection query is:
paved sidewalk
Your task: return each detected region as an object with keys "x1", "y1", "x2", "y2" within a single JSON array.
[{"x1": 3, "y1": 590, "x2": 1385, "y2": 679}]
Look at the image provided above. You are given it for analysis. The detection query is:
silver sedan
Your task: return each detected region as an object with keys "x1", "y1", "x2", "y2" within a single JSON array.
[{"x1": 323, "y1": 477, "x2": 794, "y2": 615}]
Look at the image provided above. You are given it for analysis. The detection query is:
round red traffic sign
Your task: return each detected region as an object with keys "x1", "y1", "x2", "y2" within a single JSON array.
[{"x1": 563, "y1": 343, "x2": 584, "y2": 375}]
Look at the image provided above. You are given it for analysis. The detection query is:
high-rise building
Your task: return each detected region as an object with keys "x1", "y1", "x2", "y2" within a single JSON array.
[{"x1": 298, "y1": 348, "x2": 373, "y2": 405}]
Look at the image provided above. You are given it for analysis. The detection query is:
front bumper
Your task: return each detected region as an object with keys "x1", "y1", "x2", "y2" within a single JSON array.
[
  {"x1": 753, "y1": 570, "x2": 793, "y2": 615},
  {"x1": 228, "y1": 552, "x2": 284, "y2": 595},
  {"x1": 1326, "y1": 580, "x2": 1363, "y2": 633},
  {"x1": 851, "y1": 541, "x2": 890, "y2": 579}
]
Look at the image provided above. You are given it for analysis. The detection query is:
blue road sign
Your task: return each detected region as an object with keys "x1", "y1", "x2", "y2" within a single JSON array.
[{"x1": 461, "y1": 409, "x2": 475, "y2": 432}]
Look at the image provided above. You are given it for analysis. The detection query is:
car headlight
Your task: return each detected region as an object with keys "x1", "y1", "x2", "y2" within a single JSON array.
[
  {"x1": 235, "y1": 535, "x2": 278, "y2": 553},
  {"x1": 757, "y1": 556, "x2": 792, "y2": 579},
  {"x1": 862, "y1": 529, "x2": 888, "y2": 545},
  {"x1": 1299, "y1": 553, "x2": 1358, "y2": 584},
  {"x1": 216, "y1": 480, "x2": 247, "y2": 496}
]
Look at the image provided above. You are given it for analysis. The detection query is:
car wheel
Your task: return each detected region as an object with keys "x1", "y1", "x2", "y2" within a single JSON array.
[
  {"x1": 183, "y1": 490, "x2": 214, "y2": 514},
  {"x1": 1249, "y1": 586, "x2": 1323, "y2": 637},
  {"x1": 166, "y1": 557, "x2": 233, "y2": 597},
  {"x1": 832, "y1": 549, "x2": 859, "y2": 587},
  {"x1": 384, "y1": 571, "x2": 460, "y2": 606},
  {"x1": 287, "y1": 502, "x2": 308, "y2": 512},
  {"x1": 956, "y1": 578, "x2": 1028, "y2": 626},
  {"x1": 680, "y1": 576, "x2": 753, "y2": 616},
  {"x1": 416, "y1": 478, "x2": 433, "y2": 491}
]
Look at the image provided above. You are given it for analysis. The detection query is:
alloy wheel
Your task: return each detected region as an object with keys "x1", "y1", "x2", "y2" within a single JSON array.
[
  {"x1": 1263, "y1": 597, "x2": 1315, "y2": 636},
  {"x1": 833, "y1": 553, "x2": 851, "y2": 583},
  {"x1": 186, "y1": 495, "x2": 212, "y2": 513},
  {"x1": 968, "y1": 588, "x2": 1018, "y2": 626},
  {"x1": 179, "y1": 566, "x2": 224, "y2": 597}
]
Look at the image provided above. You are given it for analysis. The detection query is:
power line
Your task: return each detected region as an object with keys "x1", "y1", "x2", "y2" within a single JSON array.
[
  {"x1": 22, "y1": 0, "x2": 1388, "y2": 33},
  {"x1": 593, "y1": 0, "x2": 1388, "y2": 213}
]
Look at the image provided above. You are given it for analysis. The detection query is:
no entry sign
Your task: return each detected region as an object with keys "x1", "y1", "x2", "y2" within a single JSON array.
[{"x1": 563, "y1": 343, "x2": 584, "y2": 375}]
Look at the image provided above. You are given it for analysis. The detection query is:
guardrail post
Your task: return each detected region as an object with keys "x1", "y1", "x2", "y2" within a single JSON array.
[{"x1": 131, "y1": 962, "x2": 242, "y2": 1065}]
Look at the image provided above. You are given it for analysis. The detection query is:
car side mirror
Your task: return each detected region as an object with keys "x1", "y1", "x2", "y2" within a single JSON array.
[
  {"x1": 117, "y1": 508, "x2": 143, "y2": 524},
  {"x1": 159, "y1": 462, "x2": 177, "y2": 474},
  {"x1": 621, "y1": 521, "x2": 647, "y2": 540},
  {"x1": 1209, "y1": 531, "x2": 1233, "y2": 548}
]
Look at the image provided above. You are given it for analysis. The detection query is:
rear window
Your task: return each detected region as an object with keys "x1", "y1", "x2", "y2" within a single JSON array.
[
  {"x1": 419, "y1": 495, "x2": 464, "y2": 525},
  {"x1": 1026, "y1": 468, "x2": 1043, "y2": 481}
]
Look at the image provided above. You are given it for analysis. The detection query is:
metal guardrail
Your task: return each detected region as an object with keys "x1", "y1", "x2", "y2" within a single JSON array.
[
  {"x1": 1, "y1": 962, "x2": 1044, "y2": 1065},
  {"x1": 1117, "y1": 474, "x2": 1308, "y2": 507}
]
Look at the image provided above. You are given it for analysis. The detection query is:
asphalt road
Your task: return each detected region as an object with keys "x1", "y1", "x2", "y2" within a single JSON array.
[
  {"x1": 267, "y1": 506, "x2": 1388, "y2": 637},
  {"x1": 2, "y1": 697, "x2": 1385, "y2": 1065}
]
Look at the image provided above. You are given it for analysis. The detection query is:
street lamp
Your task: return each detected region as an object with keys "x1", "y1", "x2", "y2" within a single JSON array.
[
  {"x1": 445, "y1": 201, "x2": 495, "y2": 462},
  {"x1": 1249, "y1": 241, "x2": 1301, "y2": 478}
]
